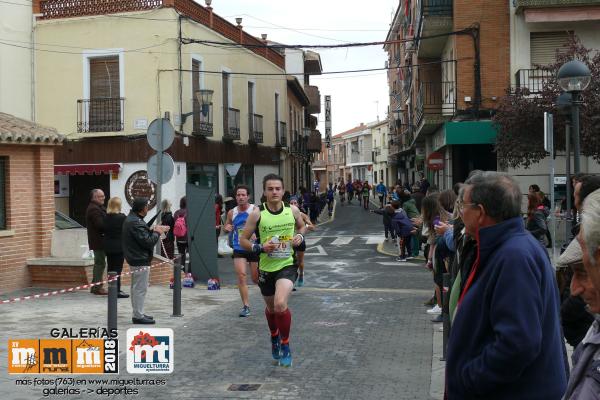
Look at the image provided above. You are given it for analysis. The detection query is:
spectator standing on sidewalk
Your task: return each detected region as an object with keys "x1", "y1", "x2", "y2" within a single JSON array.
[
  {"x1": 215, "y1": 194, "x2": 224, "y2": 243},
  {"x1": 561, "y1": 188, "x2": 600, "y2": 399},
  {"x1": 526, "y1": 193, "x2": 548, "y2": 246},
  {"x1": 103, "y1": 197, "x2": 129, "y2": 299},
  {"x1": 86, "y1": 189, "x2": 107, "y2": 295},
  {"x1": 159, "y1": 199, "x2": 175, "y2": 259},
  {"x1": 173, "y1": 196, "x2": 188, "y2": 271},
  {"x1": 446, "y1": 171, "x2": 567, "y2": 399},
  {"x1": 123, "y1": 197, "x2": 170, "y2": 325}
]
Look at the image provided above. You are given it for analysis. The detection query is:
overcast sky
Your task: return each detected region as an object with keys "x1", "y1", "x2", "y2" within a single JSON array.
[{"x1": 203, "y1": 0, "x2": 399, "y2": 134}]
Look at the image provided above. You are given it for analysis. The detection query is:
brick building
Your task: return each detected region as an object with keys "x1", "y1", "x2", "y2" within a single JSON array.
[
  {"x1": 0, "y1": 113, "x2": 64, "y2": 293},
  {"x1": 385, "y1": 0, "x2": 509, "y2": 189}
]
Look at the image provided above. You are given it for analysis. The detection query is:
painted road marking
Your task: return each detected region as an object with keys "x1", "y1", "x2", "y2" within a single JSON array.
[
  {"x1": 365, "y1": 236, "x2": 385, "y2": 245},
  {"x1": 304, "y1": 245, "x2": 328, "y2": 256},
  {"x1": 305, "y1": 237, "x2": 322, "y2": 246},
  {"x1": 331, "y1": 237, "x2": 353, "y2": 246}
]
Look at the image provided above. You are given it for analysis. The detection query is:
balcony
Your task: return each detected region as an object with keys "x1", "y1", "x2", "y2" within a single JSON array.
[
  {"x1": 417, "y1": 0, "x2": 453, "y2": 58},
  {"x1": 415, "y1": 81, "x2": 456, "y2": 128},
  {"x1": 312, "y1": 159, "x2": 327, "y2": 168},
  {"x1": 515, "y1": 0, "x2": 600, "y2": 11},
  {"x1": 515, "y1": 68, "x2": 553, "y2": 95},
  {"x1": 192, "y1": 100, "x2": 213, "y2": 137},
  {"x1": 249, "y1": 113, "x2": 263, "y2": 144},
  {"x1": 77, "y1": 98, "x2": 124, "y2": 133},
  {"x1": 223, "y1": 107, "x2": 240, "y2": 141},
  {"x1": 276, "y1": 122, "x2": 287, "y2": 147},
  {"x1": 307, "y1": 131, "x2": 322, "y2": 153},
  {"x1": 305, "y1": 85, "x2": 321, "y2": 114}
]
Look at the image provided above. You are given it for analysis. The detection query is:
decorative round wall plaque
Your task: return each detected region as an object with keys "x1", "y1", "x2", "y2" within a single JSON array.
[{"x1": 124, "y1": 170, "x2": 157, "y2": 209}]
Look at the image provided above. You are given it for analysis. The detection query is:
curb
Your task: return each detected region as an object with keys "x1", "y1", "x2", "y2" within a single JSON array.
[{"x1": 316, "y1": 199, "x2": 336, "y2": 226}]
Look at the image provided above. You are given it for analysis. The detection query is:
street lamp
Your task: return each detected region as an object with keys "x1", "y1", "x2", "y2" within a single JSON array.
[
  {"x1": 557, "y1": 92, "x2": 573, "y2": 239},
  {"x1": 557, "y1": 60, "x2": 591, "y2": 174},
  {"x1": 195, "y1": 89, "x2": 214, "y2": 117}
]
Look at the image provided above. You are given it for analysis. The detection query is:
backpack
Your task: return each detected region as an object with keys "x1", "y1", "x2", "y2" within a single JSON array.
[
  {"x1": 327, "y1": 188, "x2": 335, "y2": 200},
  {"x1": 173, "y1": 215, "x2": 187, "y2": 238}
]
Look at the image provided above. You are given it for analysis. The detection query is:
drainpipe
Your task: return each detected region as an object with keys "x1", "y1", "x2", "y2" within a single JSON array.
[
  {"x1": 31, "y1": 13, "x2": 43, "y2": 121},
  {"x1": 178, "y1": 14, "x2": 184, "y2": 132}
]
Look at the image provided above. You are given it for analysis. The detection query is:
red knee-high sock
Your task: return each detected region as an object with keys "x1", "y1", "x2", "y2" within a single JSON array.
[
  {"x1": 275, "y1": 309, "x2": 292, "y2": 344},
  {"x1": 265, "y1": 308, "x2": 278, "y2": 337}
]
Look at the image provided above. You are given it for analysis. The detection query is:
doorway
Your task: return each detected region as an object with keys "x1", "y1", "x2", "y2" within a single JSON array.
[{"x1": 69, "y1": 174, "x2": 110, "y2": 225}]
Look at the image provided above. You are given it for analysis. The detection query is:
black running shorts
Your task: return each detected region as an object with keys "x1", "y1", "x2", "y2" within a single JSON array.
[
  {"x1": 293, "y1": 240, "x2": 306, "y2": 252},
  {"x1": 258, "y1": 265, "x2": 298, "y2": 297},
  {"x1": 232, "y1": 250, "x2": 259, "y2": 263}
]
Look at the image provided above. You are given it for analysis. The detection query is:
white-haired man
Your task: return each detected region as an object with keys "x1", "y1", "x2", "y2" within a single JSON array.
[{"x1": 564, "y1": 188, "x2": 600, "y2": 399}]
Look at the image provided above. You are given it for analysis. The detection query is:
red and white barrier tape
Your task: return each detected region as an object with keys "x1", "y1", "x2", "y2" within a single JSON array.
[{"x1": 1, "y1": 235, "x2": 179, "y2": 305}]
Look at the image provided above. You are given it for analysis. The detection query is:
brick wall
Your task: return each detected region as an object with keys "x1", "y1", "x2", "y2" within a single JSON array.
[
  {"x1": 454, "y1": 0, "x2": 510, "y2": 111},
  {"x1": 0, "y1": 145, "x2": 55, "y2": 293}
]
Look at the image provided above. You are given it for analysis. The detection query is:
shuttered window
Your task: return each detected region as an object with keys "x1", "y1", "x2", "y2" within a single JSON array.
[
  {"x1": 90, "y1": 56, "x2": 120, "y2": 98},
  {"x1": 192, "y1": 59, "x2": 201, "y2": 133},
  {"x1": 88, "y1": 56, "x2": 121, "y2": 132},
  {"x1": 0, "y1": 157, "x2": 6, "y2": 230},
  {"x1": 530, "y1": 32, "x2": 571, "y2": 66}
]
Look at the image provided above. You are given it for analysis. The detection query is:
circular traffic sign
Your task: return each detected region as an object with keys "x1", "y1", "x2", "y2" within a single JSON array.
[
  {"x1": 426, "y1": 151, "x2": 444, "y2": 171},
  {"x1": 147, "y1": 153, "x2": 175, "y2": 184},
  {"x1": 147, "y1": 118, "x2": 175, "y2": 152}
]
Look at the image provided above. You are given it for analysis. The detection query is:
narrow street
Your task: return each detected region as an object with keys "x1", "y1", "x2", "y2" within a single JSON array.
[
  {"x1": 204, "y1": 199, "x2": 436, "y2": 399},
  {"x1": 0, "y1": 200, "x2": 439, "y2": 400}
]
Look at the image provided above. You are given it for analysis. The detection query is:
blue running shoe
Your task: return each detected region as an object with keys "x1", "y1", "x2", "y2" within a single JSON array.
[
  {"x1": 271, "y1": 336, "x2": 281, "y2": 361},
  {"x1": 297, "y1": 276, "x2": 304, "y2": 287},
  {"x1": 279, "y1": 343, "x2": 292, "y2": 367},
  {"x1": 239, "y1": 306, "x2": 250, "y2": 317}
]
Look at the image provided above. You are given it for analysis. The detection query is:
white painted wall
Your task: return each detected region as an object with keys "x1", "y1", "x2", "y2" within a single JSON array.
[
  {"x1": 0, "y1": 4, "x2": 32, "y2": 119},
  {"x1": 112, "y1": 162, "x2": 187, "y2": 216},
  {"x1": 254, "y1": 165, "x2": 279, "y2": 202},
  {"x1": 510, "y1": 4, "x2": 600, "y2": 82},
  {"x1": 285, "y1": 49, "x2": 305, "y2": 86}
]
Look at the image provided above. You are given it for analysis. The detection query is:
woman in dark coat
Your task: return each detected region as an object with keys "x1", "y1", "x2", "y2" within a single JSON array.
[
  {"x1": 526, "y1": 193, "x2": 548, "y2": 245},
  {"x1": 103, "y1": 197, "x2": 129, "y2": 298}
]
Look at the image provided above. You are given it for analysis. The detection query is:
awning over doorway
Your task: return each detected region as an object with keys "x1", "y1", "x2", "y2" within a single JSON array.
[{"x1": 54, "y1": 163, "x2": 121, "y2": 175}]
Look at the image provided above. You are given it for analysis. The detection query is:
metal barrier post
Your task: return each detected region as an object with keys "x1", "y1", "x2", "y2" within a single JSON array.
[
  {"x1": 441, "y1": 272, "x2": 450, "y2": 361},
  {"x1": 171, "y1": 261, "x2": 183, "y2": 317},
  {"x1": 107, "y1": 272, "x2": 118, "y2": 333}
]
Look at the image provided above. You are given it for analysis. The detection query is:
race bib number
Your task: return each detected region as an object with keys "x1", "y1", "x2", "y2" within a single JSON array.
[{"x1": 268, "y1": 235, "x2": 292, "y2": 259}]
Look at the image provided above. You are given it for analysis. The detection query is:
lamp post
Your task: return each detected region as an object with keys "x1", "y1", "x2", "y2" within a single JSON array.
[
  {"x1": 557, "y1": 60, "x2": 591, "y2": 174},
  {"x1": 557, "y1": 92, "x2": 573, "y2": 240}
]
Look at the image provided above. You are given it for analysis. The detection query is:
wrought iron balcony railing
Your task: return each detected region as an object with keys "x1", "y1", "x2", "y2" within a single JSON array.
[
  {"x1": 77, "y1": 97, "x2": 124, "y2": 133},
  {"x1": 192, "y1": 100, "x2": 213, "y2": 137},
  {"x1": 422, "y1": 0, "x2": 453, "y2": 16},
  {"x1": 224, "y1": 107, "x2": 240, "y2": 141},
  {"x1": 276, "y1": 121, "x2": 287, "y2": 147},
  {"x1": 515, "y1": 68, "x2": 553, "y2": 95},
  {"x1": 415, "y1": 81, "x2": 456, "y2": 126},
  {"x1": 249, "y1": 113, "x2": 263, "y2": 143}
]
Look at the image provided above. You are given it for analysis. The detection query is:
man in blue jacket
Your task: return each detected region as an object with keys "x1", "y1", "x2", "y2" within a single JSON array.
[{"x1": 446, "y1": 171, "x2": 567, "y2": 399}]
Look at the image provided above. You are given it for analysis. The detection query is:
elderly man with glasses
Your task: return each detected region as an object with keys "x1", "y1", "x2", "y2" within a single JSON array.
[
  {"x1": 561, "y1": 188, "x2": 600, "y2": 399},
  {"x1": 445, "y1": 171, "x2": 567, "y2": 400}
]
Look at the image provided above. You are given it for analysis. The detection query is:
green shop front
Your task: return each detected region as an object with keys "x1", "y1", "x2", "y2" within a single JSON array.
[{"x1": 426, "y1": 120, "x2": 498, "y2": 189}]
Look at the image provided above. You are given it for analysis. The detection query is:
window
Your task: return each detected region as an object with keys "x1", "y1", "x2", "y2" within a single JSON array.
[
  {"x1": 187, "y1": 164, "x2": 219, "y2": 193},
  {"x1": 226, "y1": 164, "x2": 254, "y2": 199},
  {"x1": 530, "y1": 32, "x2": 571, "y2": 66},
  {"x1": 88, "y1": 56, "x2": 122, "y2": 132},
  {"x1": 192, "y1": 59, "x2": 201, "y2": 132},
  {"x1": 222, "y1": 72, "x2": 231, "y2": 133},
  {"x1": 0, "y1": 157, "x2": 6, "y2": 229}
]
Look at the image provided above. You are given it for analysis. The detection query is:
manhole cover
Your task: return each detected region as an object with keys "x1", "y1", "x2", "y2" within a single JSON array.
[{"x1": 227, "y1": 384, "x2": 261, "y2": 392}]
